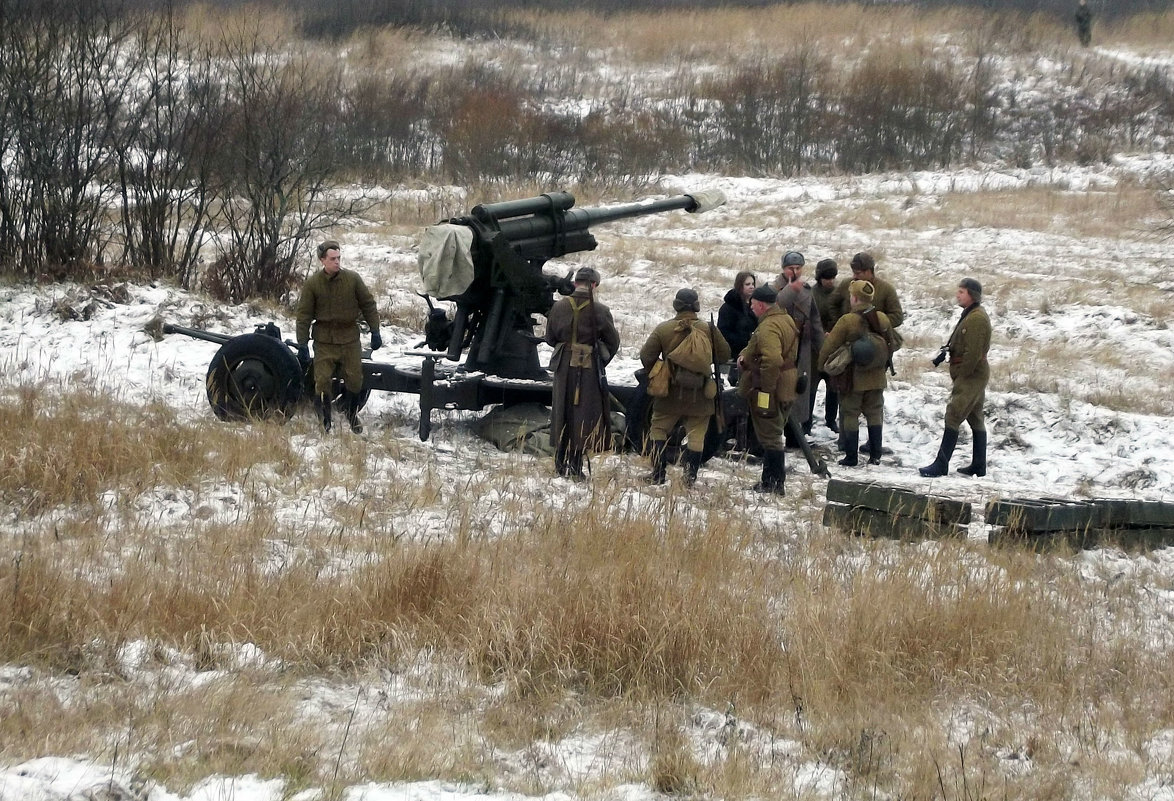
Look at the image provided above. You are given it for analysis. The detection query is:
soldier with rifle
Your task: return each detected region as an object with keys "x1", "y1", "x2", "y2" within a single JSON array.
[
  {"x1": 639, "y1": 288, "x2": 731, "y2": 487},
  {"x1": 545, "y1": 266, "x2": 621, "y2": 480}
]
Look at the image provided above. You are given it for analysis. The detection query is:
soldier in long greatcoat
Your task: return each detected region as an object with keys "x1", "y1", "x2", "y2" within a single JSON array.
[
  {"x1": 545, "y1": 266, "x2": 621, "y2": 480},
  {"x1": 919, "y1": 278, "x2": 992, "y2": 477},
  {"x1": 774, "y1": 251, "x2": 824, "y2": 440}
]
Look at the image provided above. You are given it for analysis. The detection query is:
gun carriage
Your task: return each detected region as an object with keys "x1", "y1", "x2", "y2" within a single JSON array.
[{"x1": 164, "y1": 188, "x2": 751, "y2": 458}]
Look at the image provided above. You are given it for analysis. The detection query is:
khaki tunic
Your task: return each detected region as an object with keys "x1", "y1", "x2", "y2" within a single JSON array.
[
  {"x1": 817, "y1": 309, "x2": 892, "y2": 430},
  {"x1": 831, "y1": 275, "x2": 904, "y2": 328},
  {"x1": 945, "y1": 304, "x2": 991, "y2": 431},
  {"x1": 737, "y1": 307, "x2": 799, "y2": 450},
  {"x1": 295, "y1": 268, "x2": 380, "y2": 394},
  {"x1": 640, "y1": 312, "x2": 732, "y2": 451},
  {"x1": 545, "y1": 287, "x2": 621, "y2": 455}
]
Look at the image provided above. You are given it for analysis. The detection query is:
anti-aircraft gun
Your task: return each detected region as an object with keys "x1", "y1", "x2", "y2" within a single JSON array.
[{"x1": 162, "y1": 188, "x2": 730, "y2": 446}]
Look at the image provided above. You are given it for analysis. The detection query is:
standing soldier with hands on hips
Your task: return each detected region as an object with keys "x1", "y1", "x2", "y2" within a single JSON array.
[
  {"x1": 295, "y1": 239, "x2": 382, "y2": 434},
  {"x1": 919, "y1": 278, "x2": 991, "y2": 477},
  {"x1": 545, "y1": 266, "x2": 621, "y2": 481},
  {"x1": 737, "y1": 284, "x2": 800, "y2": 496}
]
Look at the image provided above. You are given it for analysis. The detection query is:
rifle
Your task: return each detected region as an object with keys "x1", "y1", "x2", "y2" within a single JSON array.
[
  {"x1": 587, "y1": 283, "x2": 612, "y2": 445},
  {"x1": 708, "y1": 314, "x2": 725, "y2": 435}
]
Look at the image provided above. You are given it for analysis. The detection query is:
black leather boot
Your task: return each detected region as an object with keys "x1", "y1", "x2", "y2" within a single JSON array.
[
  {"x1": 682, "y1": 449, "x2": 702, "y2": 487},
  {"x1": 958, "y1": 430, "x2": 987, "y2": 477},
  {"x1": 344, "y1": 390, "x2": 364, "y2": 433},
  {"x1": 317, "y1": 392, "x2": 332, "y2": 432},
  {"x1": 644, "y1": 440, "x2": 667, "y2": 485},
  {"x1": 825, "y1": 387, "x2": 839, "y2": 432},
  {"x1": 867, "y1": 424, "x2": 883, "y2": 465},
  {"x1": 839, "y1": 430, "x2": 859, "y2": 466},
  {"x1": 753, "y1": 449, "x2": 786, "y2": 495},
  {"x1": 919, "y1": 428, "x2": 959, "y2": 477}
]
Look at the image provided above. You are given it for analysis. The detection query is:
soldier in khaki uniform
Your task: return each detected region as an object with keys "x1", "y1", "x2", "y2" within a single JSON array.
[
  {"x1": 829, "y1": 251, "x2": 903, "y2": 453},
  {"x1": 545, "y1": 266, "x2": 621, "y2": 480},
  {"x1": 295, "y1": 240, "x2": 381, "y2": 433},
  {"x1": 639, "y1": 288, "x2": 731, "y2": 487},
  {"x1": 737, "y1": 284, "x2": 799, "y2": 495},
  {"x1": 920, "y1": 278, "x2": 992, "y2": 477},
  {"x1": 818, "y1": 280, "x2": 892, "y2": 466}
]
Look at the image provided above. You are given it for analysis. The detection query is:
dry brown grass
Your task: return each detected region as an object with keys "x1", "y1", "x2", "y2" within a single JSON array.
[{"x1": 3, "y1": 380, "x2": 1173, "y2": 798}]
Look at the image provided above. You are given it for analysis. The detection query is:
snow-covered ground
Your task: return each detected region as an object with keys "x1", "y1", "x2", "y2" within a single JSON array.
[{"x1": 2, "y1": 153, "x2": 1173, "y2": 799}]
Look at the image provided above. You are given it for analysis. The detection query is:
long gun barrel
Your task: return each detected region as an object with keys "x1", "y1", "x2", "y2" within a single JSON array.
[{"x1": 418, "y1": 189, "x2": 725, "y2": 378}]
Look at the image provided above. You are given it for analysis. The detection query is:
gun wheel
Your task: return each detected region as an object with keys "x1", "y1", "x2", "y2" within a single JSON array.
[{"x1": 206, "y1": 333, "x2": 303, "y2": 422}]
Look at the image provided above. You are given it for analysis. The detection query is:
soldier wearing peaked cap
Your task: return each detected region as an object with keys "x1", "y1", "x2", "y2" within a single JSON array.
[
  {"x1": 639, "y1": 288, "x2": 731, "y2": 487},
  {"x1": 545, "y1": 266, "x2": 620, "y2": 480}
]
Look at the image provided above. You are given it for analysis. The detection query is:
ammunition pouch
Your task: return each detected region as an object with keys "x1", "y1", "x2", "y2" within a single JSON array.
[{"x1": 569, "y1": 343, "x2": 595, "y2": 369}]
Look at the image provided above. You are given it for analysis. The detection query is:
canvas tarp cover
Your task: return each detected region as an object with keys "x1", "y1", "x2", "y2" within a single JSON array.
[{"x1": 419, "y1": 223, "x2": 475, "y2": 299}]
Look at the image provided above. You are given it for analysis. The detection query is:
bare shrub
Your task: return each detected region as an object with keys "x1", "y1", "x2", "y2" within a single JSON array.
[{"x1": 836, "y1": 49, "x2": 969, "y2": 172}]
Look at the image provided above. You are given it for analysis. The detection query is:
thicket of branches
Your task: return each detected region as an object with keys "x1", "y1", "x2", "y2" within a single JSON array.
[{"x1": 2, "y1": 0, "x2": 1172, "y2": 299}]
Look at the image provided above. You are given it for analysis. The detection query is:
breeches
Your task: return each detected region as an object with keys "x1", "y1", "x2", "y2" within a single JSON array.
[
  {"x1": 750, "y1": 401, "x2": 791, "y2": 451},
  {"x1": 649, "y1": 408, "x2": 709, "y2": 452},
  {"x1": 839, "y1": 389, "x2": 884, "y2": 430},
  {"x1": 945, "y1": 377, "x2": 986, "y2": 431},
  {"x1": 312, "y1": 339, "x2": 363, "y2": 395}
]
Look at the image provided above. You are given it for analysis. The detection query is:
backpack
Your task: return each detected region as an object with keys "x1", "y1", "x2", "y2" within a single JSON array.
[
  {"x1": 858, "y1": 308, "x2": 897, "y2": 371},
  {"x1": 666, "y1": 320, "x2": 713, "y2": 389}
]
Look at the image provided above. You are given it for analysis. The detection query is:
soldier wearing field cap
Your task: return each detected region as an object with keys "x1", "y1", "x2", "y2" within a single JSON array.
[
  {"x1": 640, "y1": 288, "x2": 731, "y2": 487},
  {"x1": 737, "y1": 283, "x2": 799, "y2": 495},
  {"x1": 919, "y1": 277, "x2": 991, "y2": 477},
  {"x1": 545, "y1": 266, "x2": 621, "y2": 480},
  {"x1": 818, "y1": 280, "x2": 892, "y2": 467},
  {"x1": 774, "y1": 250, "x2": 825, "y2": 442},
  {"x1": 295, "y1": 239, "x2": 381, "y2": 433}
]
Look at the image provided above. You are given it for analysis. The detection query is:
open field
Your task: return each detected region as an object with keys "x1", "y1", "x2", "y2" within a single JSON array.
[{"x1": 2, "y1": 3, "x2": 1174, "y2": 800}]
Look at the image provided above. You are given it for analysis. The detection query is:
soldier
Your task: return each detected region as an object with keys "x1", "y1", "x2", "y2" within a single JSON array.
[
  {"x1": 774, "y1": 251, "x2": 824, "y2": 440},
  {"x1": 919, "y1": 278, "x2": 991, "y2": 478},
  {"x1": 639, "y1": 289, "x2": 731, "y2": 487},
  {"x1": 545, "y1": 266, "x2": 621, "y2": 480},
  {"x1": 811, "y1": 258, "x2": 841, "y2": 432},
  {"x1": 1075, "y1": 0, "x2": 1092, "y2": 47},
  {"x1": 832, "y1": 252, "x2": 903, "y2": 453},
  {"x1": 817, "y1": 280, "x2": 892, "y2": 467},
  {"x1": 832, "y1": 252, "x2": 904, "y2": 328},
  {"x1": 736, "y1": 284, "x2": 800, "y2": 495},
  {"x1": 295, "y1": 239, "x2": 382, "y2": 433}
]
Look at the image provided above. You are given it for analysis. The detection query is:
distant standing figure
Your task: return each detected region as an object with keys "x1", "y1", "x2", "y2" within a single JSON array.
[
  {"x1": 736, "y1": 284, "x2": 799, "y2": 496},
  {"x1": 639, "y1": 289, "x2": 731, "y2": 487},
  {"x1": 295, "y1": 239, "x2": 382, "y2": 433},
  {"x1": 774, "y1": 250, "x2": 825, "y2": 440},
  {"x1": 811, "y1": 258, "x2": 841, "y2": 432},
  {"x1": 545, "y1": 266, "x2": 621, "y2": 480},
  {"x1": 919, "y1": 278, "x2": 992, "y2": 478},
  {"x1": 1076, "y1": 0, "x2": 1092, "y2": 47},
  {"x1": 717, "y1": 271, "x2": 758, "y2": 358}
]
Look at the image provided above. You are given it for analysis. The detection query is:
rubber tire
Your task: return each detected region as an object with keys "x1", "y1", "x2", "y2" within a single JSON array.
[
  {"x1": 206, "y1": 333, "x2": 303, "y2": 422},
  {"x1": 621, "y1": 383, "x2": 721, "y2": 463}
]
